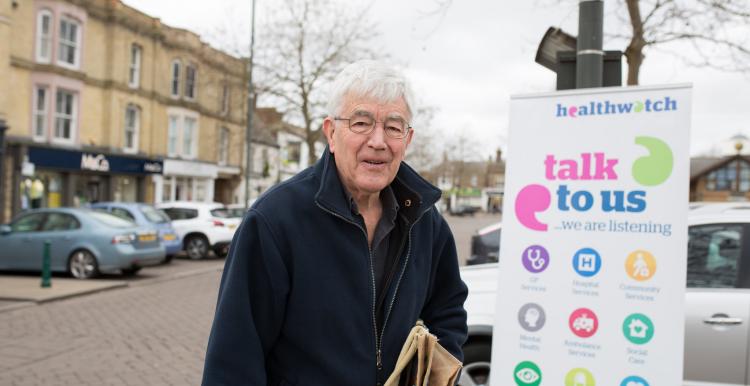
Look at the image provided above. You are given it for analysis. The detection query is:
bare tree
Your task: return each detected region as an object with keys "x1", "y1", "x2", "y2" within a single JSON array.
[
  {"x1": 405, "y1": 105, "x2": 441, "y2": 173},
  {"x1": 613, "y1": 0, "x2": 750, "y2": 85},
  {"x1": 254, "y1": 0, "x2": 382, "y2": 165}
]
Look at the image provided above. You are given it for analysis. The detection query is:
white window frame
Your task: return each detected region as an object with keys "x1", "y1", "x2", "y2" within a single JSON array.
[
  {"x1": 218, "y1": 127, "x2": 229, "y2": 165},
  {"x1": 183, "y1": 116, "x2": 197, "y2": 158},
  {"x1": 170, "y1": 60, "x2": 181, "y2": 98},
  {"x1": 167, "y1": 115, "x2": 179, "y2": 157},
  {"x1": 32, "y1": 86, "x2": 49, "y2": 141},
  {"x1": 36, "y1": 10, "x2": 53, "y2": 64},
  {"x1": 124, "y1": 104, "x2": 140, "y2": 153},
  {"x1": 57, "y1": 16, "x2": 81, "y2": 70},
  {"x1": 184, "y1": 63, "x2": 197, "y2": 100},
  {"x1": 128, "y1": 43, "x2": 141, "y2": 88},
  {"x1": 221, "y1": 83, "x2": 230, "y2": 115},
  {"x1": 53, "y1": 89, "x2": 77, "y2": 145}
]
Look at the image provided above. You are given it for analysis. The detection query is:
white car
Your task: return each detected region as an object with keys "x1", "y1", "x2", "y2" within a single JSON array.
[
  {"x1": 459, "y1": 203, "x2": 750, "y2": 386},
  {"x1": 156, "y1": 201, "x2": 241, "y2": 260}
]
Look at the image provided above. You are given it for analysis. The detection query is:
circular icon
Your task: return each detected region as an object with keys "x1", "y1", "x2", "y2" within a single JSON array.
[
  {"x1": 621, "y1": 375, "x2": 650, "y2": 386},
  {"x1": 514, "y1": 361, "x2": 542, "y2": 386},
  {"x1": 623, "y1": 313, "x2": 654, "y2": 345},
  {"x1": 565, "y1": 368, "x2": 595, "y2": 386},
  {"x1": 522, "y1": 245, "x2": 550, "y2": 273},
  {"x1": 626, "y1": 250, "x2": 657, "y2": 281},
  {"x1": 572, "y1": 248, "x2": 601, "y2": 277},
  {"x1": 569, "y1": 308, "x2": 599, "y2": 338},
  {"x1": 518, "y1": 303, "x2": 546, "y2": 332}
]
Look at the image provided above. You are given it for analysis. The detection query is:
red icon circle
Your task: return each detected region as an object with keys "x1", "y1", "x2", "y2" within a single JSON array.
[{"x1": 569, "y1": 308, "x2": 599, "y2": 338}]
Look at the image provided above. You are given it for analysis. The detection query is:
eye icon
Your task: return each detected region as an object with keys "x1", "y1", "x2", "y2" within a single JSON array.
[
  {"x1": 514, "y1": 361, "x2": 542, "y2": 386},
  {"x1": 516, "y1": 368, "x2": 540, "y2": 383}
]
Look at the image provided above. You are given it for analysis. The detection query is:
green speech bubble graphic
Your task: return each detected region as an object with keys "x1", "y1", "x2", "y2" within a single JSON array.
[{"x1": 632, "y1": 136, "x2": 673, "y2": 187}]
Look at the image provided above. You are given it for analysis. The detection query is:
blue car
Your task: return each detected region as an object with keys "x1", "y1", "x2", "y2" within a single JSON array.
[
  {"x1": 90, "y1": 202, "x2": 182, "y2": 262},
  {"x1": 0, "y1": 208, "x2": 165, "y2": 279}
]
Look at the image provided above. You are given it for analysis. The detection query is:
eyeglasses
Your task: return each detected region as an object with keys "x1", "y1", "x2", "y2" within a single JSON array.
[{"x1": 334, "y1": 114, "x2": 411, "y2": 139}]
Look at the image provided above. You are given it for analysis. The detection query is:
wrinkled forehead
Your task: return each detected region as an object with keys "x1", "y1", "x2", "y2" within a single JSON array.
[{"x1": 339, "y1": 92, "x2": 411, "y2": 120}]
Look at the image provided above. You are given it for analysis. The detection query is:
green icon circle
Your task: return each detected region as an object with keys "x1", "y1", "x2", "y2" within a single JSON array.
[
  {"x1": 514, "y1": 361, "x2": 542, "y2": 386},
  {"x1": 565, "y1": 368, "x2": 595, "y2": 386},
  {"x1": 623, "y1": 313, "x2": 655, "y2": 345}
]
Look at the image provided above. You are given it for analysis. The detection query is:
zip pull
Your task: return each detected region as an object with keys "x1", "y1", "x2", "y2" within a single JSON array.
[{"x1": 377, "y1": 349, "x2": 383, "y2": 369}]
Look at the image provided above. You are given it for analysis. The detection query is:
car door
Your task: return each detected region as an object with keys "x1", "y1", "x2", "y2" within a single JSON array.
[
  {"x1": 161, "y1": 207, "x2": 197, "y2": 240},
  {"x1": 684, "y1": 222, "x2": 750, "y2": 385},
  {"x1": 0, "y1": 212, "x2": 47, "y2": 270},
  {"x1": 39, "y1": 212, "x2": 82, "y2": 271}
]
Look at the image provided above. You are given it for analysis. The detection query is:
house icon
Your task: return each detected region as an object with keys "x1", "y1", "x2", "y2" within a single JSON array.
[{"x1": 628, "y1": 318, "x2": 649, "y2": 339}]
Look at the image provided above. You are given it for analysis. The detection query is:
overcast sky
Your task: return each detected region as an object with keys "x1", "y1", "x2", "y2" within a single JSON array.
[{"x1": 122, "y1": 0, "x2": 750, "y2": 159}]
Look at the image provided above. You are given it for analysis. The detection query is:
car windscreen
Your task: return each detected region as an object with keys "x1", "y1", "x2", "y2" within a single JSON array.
[
  {"x1": 88, "y1": 210, "x2": 136, "y2": 228},
  {"x1": 210, "y1": 208, "x2": 232, "y2": 218},
  {"x1": 140, "y1": 205, "x2": 171, "y2": 223}
]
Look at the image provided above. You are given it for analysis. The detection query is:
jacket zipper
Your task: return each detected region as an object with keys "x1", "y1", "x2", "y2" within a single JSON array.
[
  {"x1": 317, "y1": 202, "x2": 433, "y2": 377},
  {"x1": 315, "y1": 203, "x2": 380, "y2": 371}
]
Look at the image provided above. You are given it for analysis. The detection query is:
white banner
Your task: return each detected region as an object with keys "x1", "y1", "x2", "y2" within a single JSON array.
[{"x1": 493, "y1": 84, "x2": 692, "y2": 386}]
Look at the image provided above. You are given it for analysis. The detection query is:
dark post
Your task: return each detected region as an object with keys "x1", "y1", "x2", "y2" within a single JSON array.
[
  {"x1": 576, "y1": 0, "x2": 604, "y2": 88},
  {"x1": 0, "y1": 120, "x2": 7, "y2": 223},
  {"x1": 41, "y1": 241, "x2": 52, "y2": 288}
]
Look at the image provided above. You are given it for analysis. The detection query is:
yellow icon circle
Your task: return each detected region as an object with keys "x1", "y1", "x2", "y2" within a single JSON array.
[{"x1": 625, "y1": 250, "x2": 656, "y2": 281}]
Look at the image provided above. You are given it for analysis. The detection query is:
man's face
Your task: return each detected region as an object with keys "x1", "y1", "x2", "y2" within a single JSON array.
[{"x1": 323, "y1": 95, "x2": 413, "y2": 197}]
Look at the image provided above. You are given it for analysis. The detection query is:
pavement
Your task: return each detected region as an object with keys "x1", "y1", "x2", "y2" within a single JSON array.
[{"x1": 0, "y1": 260, "x2": 224, "y2": 314}]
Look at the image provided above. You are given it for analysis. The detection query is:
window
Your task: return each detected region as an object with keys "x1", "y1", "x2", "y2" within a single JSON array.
[
  {"x1": 171, "y1": 60, "x2": 181, "y2": 97},
  {"x1": 168, "y1": 115, "x2": 179, "y2": 156},
  {"x1": 219, "y1": 127, "x2": 229, "y2": 165},
  {"x1": 185, "y1": 64, "x2": 197, "y2": 99},
  {"x1": 54, "y1": 89, "x2": 76, "y2": 143},
  {"x1": 221, "y1": 84, "x2": 230, "y2": 115},
  {"x1": 111, "y1": 208, "x2": 135, "y2": 222},
  {"x1": 705, "y1": 160, "x2": 750, "y2": 193},
  {"x1": 41, "y1": 213, "x2": 80, "y2": 231},
  {"x1": 124, "y1": 104, "x2": 140, "y2": 152},
  {"x1": 129, "y1": 44, "x2": 141, "y2": 88},
  {"x1": 687, "y1": 224, "x2": 743, "y2": 288},
  {"x1": 36, "y1": 10, "x2": 53, "y2": 63},
  {"x1": 11, "y1": 213, "x2": 47, "y2": 232},
  {"x1": 33, "y1": 87, "x2": 48, "y2": 139},
  {"x1": 58, "y1": 16, "x2": 81, "y2": 68},
  {"x1": 285, "y1": 142, "x2": 302, "y2": 164},
  {"x1": 183, "y1": 117, "x2": 196, "y2": 158}
]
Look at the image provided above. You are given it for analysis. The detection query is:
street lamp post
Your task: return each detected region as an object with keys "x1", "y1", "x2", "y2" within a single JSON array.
[
  {"x1": 576, "y1": 0, "x2": 604, "y2": 88},
  {"x1": 0, "y1": 119, "x2": 7, "y2": 223},
  {"x1": 244, "y1": 0, "x2": 257, "y2": 211}
]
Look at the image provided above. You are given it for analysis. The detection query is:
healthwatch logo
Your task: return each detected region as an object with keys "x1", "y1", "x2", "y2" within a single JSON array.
[{"x1": 556, "y1": 97, "x2": 677, "y2": 118}]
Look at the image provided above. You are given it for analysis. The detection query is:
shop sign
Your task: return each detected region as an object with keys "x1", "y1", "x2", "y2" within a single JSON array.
[{"x1": 80, "y1": 153, "x2": 110, "y2": 172}]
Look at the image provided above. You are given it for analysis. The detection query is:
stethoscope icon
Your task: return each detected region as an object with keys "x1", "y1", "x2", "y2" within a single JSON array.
[{"x1": 525, "y1": 247, "x2": 547, "y2": 270}]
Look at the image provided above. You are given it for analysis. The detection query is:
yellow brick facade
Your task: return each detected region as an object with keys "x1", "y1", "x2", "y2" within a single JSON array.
[{"x1": 1, "y1": 0, "x2": 248, "y2": 221}]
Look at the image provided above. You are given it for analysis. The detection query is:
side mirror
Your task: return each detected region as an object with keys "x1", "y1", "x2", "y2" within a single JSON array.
[{"x1": 0, "y1": 224, "x2": 11, "y2": 235}]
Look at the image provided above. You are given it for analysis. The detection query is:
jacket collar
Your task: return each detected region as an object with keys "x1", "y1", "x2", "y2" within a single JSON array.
[{"x1": 314, "y1": 148, "x2": 441, "y2": 224}]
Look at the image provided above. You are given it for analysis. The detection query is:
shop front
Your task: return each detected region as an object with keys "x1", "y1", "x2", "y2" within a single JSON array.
[
  {"x1": 13, "y1": 146, "x2": 163, "y2": 215},
  {"x1": 155, "y1": 159, "x2": 218, "y2": 203}
]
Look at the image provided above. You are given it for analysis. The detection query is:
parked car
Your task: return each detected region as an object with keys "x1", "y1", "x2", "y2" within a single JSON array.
[
  {"x1": 466, "y1": 222, "x2": 501, "y2": 265},
  {"x1": 458, "y1": 204, "x2": 750, "y2": 386},
  {"x1": 156, "y1": 201, "x2": 240, "y2": 259},
  {"x1": 89, "y1": 202, "x2": 181, "y2": 263},
  {"x1": 450, "y1": 204, "x2": 480, "y2": 217},
  {"x1": 0, "y1": 208, "x2": 165, "y2": 279}
]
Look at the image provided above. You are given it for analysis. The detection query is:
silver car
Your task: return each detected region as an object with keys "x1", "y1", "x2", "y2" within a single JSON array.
[
  {"x1": 0, "y1": 208, "x2": 165, "y2": 279},
  {"x1": 459, "y1": 203, "x2": 750, "y2": 386}
]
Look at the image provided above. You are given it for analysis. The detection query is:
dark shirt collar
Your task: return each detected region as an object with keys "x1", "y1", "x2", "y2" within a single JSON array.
[{"x1": 343, "y1": 185, "x2": 400, "y2": 218}]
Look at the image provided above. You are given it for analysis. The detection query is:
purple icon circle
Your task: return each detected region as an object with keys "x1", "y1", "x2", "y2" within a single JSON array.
[{"x1": 522, "y1": 245, "x2": 550, "y2": 273}]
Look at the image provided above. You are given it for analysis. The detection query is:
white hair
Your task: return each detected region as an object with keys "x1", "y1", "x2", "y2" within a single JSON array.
[{"x1": 326, "y1": 60, "x2": 416, "y2": 120}]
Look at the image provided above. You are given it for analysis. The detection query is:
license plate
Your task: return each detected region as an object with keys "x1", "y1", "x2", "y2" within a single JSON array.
[
  {"x1": 139, "y1": 234, "x2": 157, "y2": 242},
  {"x1": 163, "y1": 234, "x2": 176, "y2": 241}
]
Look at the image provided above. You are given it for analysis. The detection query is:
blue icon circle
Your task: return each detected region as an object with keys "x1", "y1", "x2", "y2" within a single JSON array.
[
  {"x1": 621, "y1": 375, "x2": 649, "y2": 386},
  {"x1": 572, "y1": 248, "x2": 601, "y2": 277}
]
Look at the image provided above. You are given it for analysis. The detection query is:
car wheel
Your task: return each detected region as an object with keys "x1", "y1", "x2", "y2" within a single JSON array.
[
  {"x1": 121, "y1": 266, "x2": 142, "y2": 276},
  {"x1": 185, "y1": 235, "x2": 209, "y2": 260},
  {"x1": 458, "y1": 342, "x2": 491, "y2": 386},
  {"x1": 68, "y1": 250, "x2": 100, "y2": 279}
]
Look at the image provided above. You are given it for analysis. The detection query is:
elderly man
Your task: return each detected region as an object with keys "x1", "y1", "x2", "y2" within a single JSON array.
[{"x1": 202, "y1": 60, "x2": 468, "y2": 386}]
